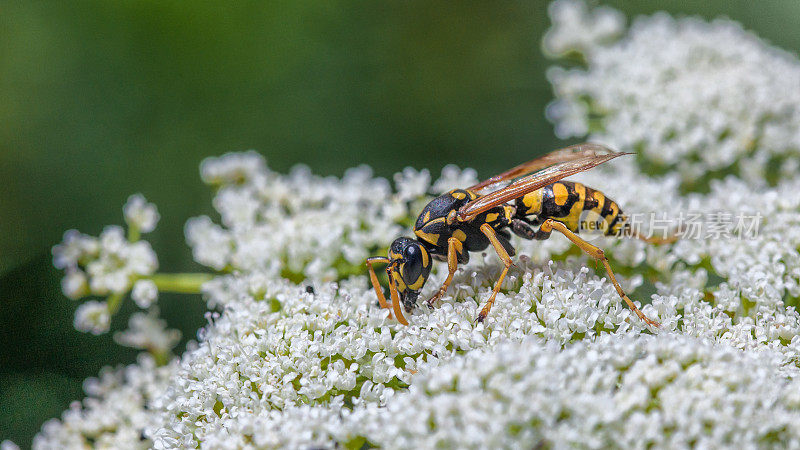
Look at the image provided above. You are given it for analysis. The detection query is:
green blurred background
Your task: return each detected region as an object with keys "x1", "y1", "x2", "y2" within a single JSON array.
[{"x1": 2, "y1": 0, "x2": 800, "y2": 446}]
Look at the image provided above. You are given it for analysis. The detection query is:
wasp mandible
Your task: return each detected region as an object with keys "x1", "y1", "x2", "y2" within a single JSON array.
[{"x1": 366, "y1": 144, "x2": 675, "y2": 326}]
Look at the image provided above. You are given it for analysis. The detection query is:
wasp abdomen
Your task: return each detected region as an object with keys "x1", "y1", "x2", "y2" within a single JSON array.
[{"x1": 515, "y1": 181, "x2": 626, "y2": 236}]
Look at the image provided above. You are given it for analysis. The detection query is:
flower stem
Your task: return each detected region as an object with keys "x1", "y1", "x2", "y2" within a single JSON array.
[
  {"x1": 127, "y1": 225, "x2": 140, "y2": 243},
  {"x1": 150, "y1": 348, "x2": 171, "y2": 367},
  {"x1": 107, "y1": 292, "x2": 125, "y2": 315},
  {"x1": 147, "y1": 273, "x2": 215, "y2": 294}
]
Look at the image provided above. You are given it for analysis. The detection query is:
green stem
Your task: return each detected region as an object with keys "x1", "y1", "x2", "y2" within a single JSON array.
[
  {"x1": 107, "y1": 292, "x2": 125, "y2": 315},
  {"x1": 127, "y1": 225, "x2": 140, "y2": 243},
  {"x1": 147, "y1": 273, "x2": 215, "y2": 294},
  {"x1": 150, "y1": 348, "x2": 171, "y2": 367}
]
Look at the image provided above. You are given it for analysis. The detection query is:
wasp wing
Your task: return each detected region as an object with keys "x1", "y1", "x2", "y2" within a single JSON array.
[
  {"x1": 458, "y1": 149, "x2": 630, "y2": 222},
  {"x1": 468, "y1": 143, "x2": 619, "y2": 192}
]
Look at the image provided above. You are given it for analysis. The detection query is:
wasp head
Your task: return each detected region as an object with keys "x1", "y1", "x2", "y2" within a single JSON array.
[{"x1": 387, "y1": 237, "x2": 432, "y2": 312}]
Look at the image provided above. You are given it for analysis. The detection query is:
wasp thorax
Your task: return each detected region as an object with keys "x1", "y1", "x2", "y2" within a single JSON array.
[{"x1": 388, "y1": 237, "x2": 432, "y2": 311}]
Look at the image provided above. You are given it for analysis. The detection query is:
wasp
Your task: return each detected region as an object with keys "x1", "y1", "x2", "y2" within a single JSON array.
[{"x1": 366, "y1": 144, "x2": 675, "y2": 327}]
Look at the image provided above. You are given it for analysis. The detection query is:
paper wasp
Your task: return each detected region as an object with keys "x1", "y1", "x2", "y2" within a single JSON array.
[{"x1": 366, "y1": 143, "x2": 675, "y2": 326}]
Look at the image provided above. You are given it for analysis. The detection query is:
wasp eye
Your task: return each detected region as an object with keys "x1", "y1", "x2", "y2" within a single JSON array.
[{"x1": 402, "y1": 244, "x2": 423, "y2": 285}]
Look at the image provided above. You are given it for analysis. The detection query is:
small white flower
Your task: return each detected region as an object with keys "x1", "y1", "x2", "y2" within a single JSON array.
[
  {"x1": 184, "y1": 216, "x2": 233, "y2": 271},
  {"x1": 32, "y1": 354, "x2": 177, "y2": 449},
  {"x1": 84, "y1": 226, "x2": 158, "y2": 295},
  {"x1": 74, "y1": 301, "x2": 111, "y2": 335},
  {"x1": 61, "y1": 269, "x2": 89, "y2": 300},
  {"x1": 131, "y1": 279, "x2": 158, "y2": 309},
  {"x1": 0, "y1": 441, "x2": 19, "y2": 450},
  {"x1": 542, "y1": 0, "x2": 625, "y2": 56},
  {"x1": 52, "y1": 229, "x2": 99, "y2": 270},
  {"x1": 431, "y1": 164, "x2": 479, "y2": 193},
  {"x1": 114, "y1": 309, "x2": 181, "y2": 354},
  {"x1": 394, "y1": 167, "x2": 431, "y2": 202},
  {"x1": 200, "y1": 150, "x2": 267, "y2": 186},
  {"x1": 123, "y1": 193, "x2": 160, "y2": 233}
]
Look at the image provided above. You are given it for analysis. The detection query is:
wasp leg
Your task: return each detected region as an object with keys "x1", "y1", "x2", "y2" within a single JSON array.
[
  {"x1": 476, "y1": 223, "x2": 514, "y2": 323},
  {"x1": 427, "y1": 237, "x2": 462, "y2": 307},
  {"x1": 366, "y1": 257, "x2": 392, "y2": 311},
  {"x1": 511, "y1": 218, "x2": 536, "y2": 239},
  {"x1": 539, "y1": 219, "x2": 660, "y2": 327},
  {"x1": 512, "y1": 218, "x2": 551, "y2": 240},
  {"x1": 387, "y1": 275, "x2": 409, "y2": 325},
  {"x1": 367, "y1": 257, "x2": 409, "y2": 325}
]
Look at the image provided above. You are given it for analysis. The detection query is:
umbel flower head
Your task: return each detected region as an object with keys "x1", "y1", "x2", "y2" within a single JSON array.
[
  {"x1": 545, "y1": 0, "x2": 800, "y2": 189},
  {"x1": 50, "y1": 194, "x2": 188, "y2": 352},
  {"x1": 53, "y1": 202, "x2": 160, "y2": 335},
  {"x1": 38, "y1": 154, "x2": 800, "y2": 449},
  {"x1": 53, "y1": 198, "x2": 160, "y2": 300},
  {"x1": 35, "y1": 2, "x2": 800, "y2": 449}
]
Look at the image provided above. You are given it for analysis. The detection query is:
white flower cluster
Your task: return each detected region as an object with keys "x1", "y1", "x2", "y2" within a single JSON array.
[
  {"x1": 53, "y1": 209, "x2": 159, "y2": 299},
  {"x1": 131, "y1": 279, "x2": 158, "y2": 309},
  {"x1": 38, "y1": 154, "x2": 800, "y2": 448},
  {"x1": 562, "y1": 155, "x2": 800, "y2": 368},
  {"x1": 149, "y1": 315, "x2": 800, "y2": 449},
  {"x1": 123, "y1": 194, "x2": 160, "y2": 234},
  {"x1": 186, "y1": 151, "x2": 477, "y2": 283},
  {"x1": 188, "y1": 151, "x2": 401, "y2": 277},
  {"x1": 33, "y1": 355, "x2": 177, "y2": 449},
  {"x1": 73, "y1": 300, "x2": 111, "y2": 335},
  {"x1": 52, "y1": 195, "x2": 160, "y2": 335},
  {"x1": 114, "y1": 309, "x2": 181, "y2": 356},
  {"x1": 272, "y1": 333, "x2": 796, "y2": 449},
  {"x1": 361, "y1": 333, "x2": 800, "y2": 448},
  {"x1": 545, "y1": 0, "x2": 800, "y2": 186},
  {"x1": 35, "y1": 3, "x2": 800, "y2": 449},
  {"x1": 145, "y1": 260, "x2": 650, "y2": 448},
  {"x1": 139, "y1": 151, "x2": 799, "y2": 447},
  {"x1": 542, "y1": 0, "x2": 625, "y2": 57},
  {"x1": 36, "y1": 151, "x2": 764, "y2": 449}
]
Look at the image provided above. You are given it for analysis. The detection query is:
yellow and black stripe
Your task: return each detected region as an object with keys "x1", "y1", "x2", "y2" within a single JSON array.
[
  {"x1": 414, "y1": 189, "x2": 480, "y2": 248},
  {"x1": 515, "y1": 181, "x2": 626, "y2": 236}
]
